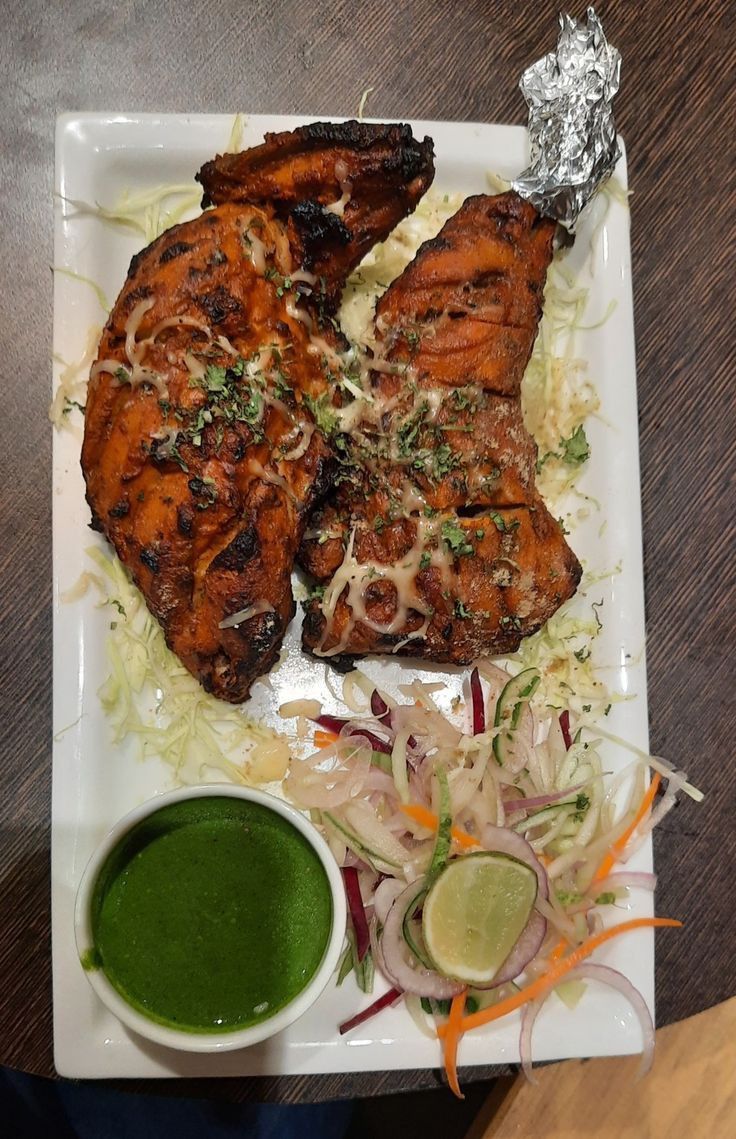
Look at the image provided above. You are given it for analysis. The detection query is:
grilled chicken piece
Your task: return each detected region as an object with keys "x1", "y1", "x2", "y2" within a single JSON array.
[
  {"x1": 198, "y1": 121, "x2": 436, "y2": 307},
  {"x1": 300, "y1": 191, "x2": 582, "y2": 662},
  {"x1": 82, "y1": 122, "x2": 434, "y2": 702}
]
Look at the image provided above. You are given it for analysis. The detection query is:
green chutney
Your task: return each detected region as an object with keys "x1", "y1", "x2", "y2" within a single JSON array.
[{"x1": 88, "y1": 797, "x2": 333, "y2": 1033}]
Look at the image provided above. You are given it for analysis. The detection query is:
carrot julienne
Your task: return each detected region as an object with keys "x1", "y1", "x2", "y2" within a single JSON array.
[
  {"x1": 593, "y1": 772, "x2": 661, "y2": 882},
  {"x1": 548, "y1": 937, "x2": 568, "y2": 962},
  {"x1": 443, "y1": 990, "x2": 467, "y2": 1099},
  {"x1": 399, "y1": 803, "x2": 478, "y2": 851},
  {"x1": 437, "y1": 917, "x2": 682, "y2": 1038},
  {"x1": 314, "y1": 728, "x2": 339, "y2": 749}
]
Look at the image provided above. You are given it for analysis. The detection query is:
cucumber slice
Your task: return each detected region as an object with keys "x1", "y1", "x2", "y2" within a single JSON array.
[
  {"x1": 493, "y1": 668, "x2": 540, "y2": 766},
  {"x1": 401, "y1": 884, "x2": 433, "y2": 969},
  {"x1": 323, "y1": 811, "x2": 403, "y2": 872},
  {"x1": 427, "y1": 766, "x2": 452, "y2": 883},
  {"x1": 371, "y1": 750, "x2": 393, "y2": 773}
]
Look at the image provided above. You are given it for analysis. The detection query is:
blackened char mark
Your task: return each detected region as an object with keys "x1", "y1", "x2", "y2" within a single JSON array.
[
  {"x1": 289, "y1": 200, "x2": 351, "y2": 270},
  {"x1": 177, "y1": 505, "x2": 194, "y2": 537},
  {"x1": 140, "y1": 546, "x2": 160, "y2": 573},
  {"x1": 196, "y1": 120, "x2": 434, "y2": 211},
  {"x1": 286, "y1": 120, "x2": 432, "y2": 183},
  {"x1": 123, "y1": 284, "x2": 153, "y2": 310},
  {"x1": 197, "y1": 286, "x2": 242, "y2": 325},
  {"x1": 159, "y1": 240, "x2": 195, "y2": 264},
  {"x1": 108, "y1": 499, "x2": 130, "y2": 518},
  {"x1": 211, "y1": 525, "x2": 260, "y2": 572}
]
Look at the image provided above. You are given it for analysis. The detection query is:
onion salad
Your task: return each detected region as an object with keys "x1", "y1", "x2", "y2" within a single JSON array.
[{"x1": 280, "y1": 664, "x2": 699, "y2": 1092}]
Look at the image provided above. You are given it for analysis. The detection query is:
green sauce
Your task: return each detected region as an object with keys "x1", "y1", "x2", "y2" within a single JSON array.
[{"x1": 88, "y1": 797, "x2": 333, "y2": 1033}]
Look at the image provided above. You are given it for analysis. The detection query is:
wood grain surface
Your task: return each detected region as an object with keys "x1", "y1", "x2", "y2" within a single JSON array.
[
  {"x1": 466, "y1": 996, "x2": 736, "y2": 1138},
  {"x1": 0, "y1": 0, "x2": 733, "y2": 1101}
]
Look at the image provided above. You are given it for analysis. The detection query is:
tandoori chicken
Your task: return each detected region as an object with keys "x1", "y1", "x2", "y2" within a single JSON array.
[
  {"x1": 81, "y1": 121, "x2": 435, "y2": 702},
  {"x1": 300, "y1": 191, "x2": 582, "y2": 662}
]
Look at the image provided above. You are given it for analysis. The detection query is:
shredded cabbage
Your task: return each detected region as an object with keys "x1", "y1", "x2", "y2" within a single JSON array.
[
  {"x1": 339, "y1": 189, "x2": 464, "y2": 344},
  {"x1": 80, "y1": 548, "x2": 290, "y2": 786},
  {"x1": 225, "y1": 112, "x2": 247, "y2": 154},
  {"x1": 63, "y1": 182, "x2": 201, "y2": 245},
  {"x1": 53, "y1": 267, "x2": 110, "y2": 314},
  {"x1": 50, "y1": 323, "x2": 103, "y2": 431}
]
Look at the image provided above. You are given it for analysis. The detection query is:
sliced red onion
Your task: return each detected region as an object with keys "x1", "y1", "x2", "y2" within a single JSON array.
[
  {"x1": 519, "y1": 963, "x2": 655, "y2": 1080},
  {"x1": 364, "y1": 769, "x2": 401, "y2": 797},
  {"x1": 314, "y1": 713, "x2": 395, "y2": 755},
  {"x1": 618, "y1": 787, "x2": 677, "y2": 862},
  {"x1": 339, "y1": 986, "x2": 403, "y2": 1035},
  {"x1": 371, "y1": 690, "x2": 390, "y2": 721},
  {"x1": 572, "y1": 964, "x2": 655, "y2": 1076},
  {"x1": 503, "y1": 781, "x2": 585, "y2": 813},
  {"x1": 590, "y1": 871, "x2": 657, "y2": 894},
  {"x1": 315, "y1": 713, "x2": 351, "y2": 733},
  {"x1": 559, "y1": 710, "x2": 573, "y2": 751},
  {"x1": 470, "y1": 667, "x2": 485, "y2": 735},
  {"x1": 287, "y1": 738, "x2": 372, "y2": 808},
  {"x1": 375, "y1": 694, "x2": 420, "y2": 751},
  {"x1": 350, "y1": 727, "x2": 393, "y2": 754},
  {"x1": 381, "y1": 879, "x2": 465, "y2": 999},
  {"x1": 342, "y1": 867, "x2": 370, "y2": 962},
  {"x1": 480, "y1": 824, "x2": 549, "y2": 901},
  {"x1": 373, "y1": 877, "x2": 407, "y2": 926},
  {"x1": 519, "y1": 996, "x2": 545, "y2": 1084},
  {"x1": 369, "y1": 914, "x2": 396, "y2": 985},
  {"x1": 482, "y1": 911, "x2": 547, "y2": 989}
]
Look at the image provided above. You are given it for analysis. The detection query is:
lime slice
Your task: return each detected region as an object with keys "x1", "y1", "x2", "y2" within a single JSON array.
[{"x1": 421, "y1": 852, "x2": 538, "y2": 985}]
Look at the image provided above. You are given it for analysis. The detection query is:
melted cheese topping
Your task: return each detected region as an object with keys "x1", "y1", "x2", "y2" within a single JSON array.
[
  {"x1": 92, "y1": 300, "x2": 211, "y2": 400},
  {"x1": 218, "y1": 600, "x2": 275, "y2": 630},
  {"x1": 325, "y1": 159, "x2": 353, "y2": 217},
  {"x1": 314, "y1": 511, "x2": 456, "y2": 657}
]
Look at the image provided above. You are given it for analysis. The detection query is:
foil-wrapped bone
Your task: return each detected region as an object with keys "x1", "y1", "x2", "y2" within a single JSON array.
[{"x1": 512, "y1": 7, "x2": 621, "y2": 230}]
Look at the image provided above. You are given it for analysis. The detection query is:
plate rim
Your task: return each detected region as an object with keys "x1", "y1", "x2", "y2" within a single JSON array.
[{"x1": 51, "y1": 111, "x2": 651, "y2": 1080}]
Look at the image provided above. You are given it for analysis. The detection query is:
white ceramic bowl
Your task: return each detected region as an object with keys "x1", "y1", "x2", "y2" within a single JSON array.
[{"x1": 74, "y1": 784, "x2": 347, "y2": 1052}]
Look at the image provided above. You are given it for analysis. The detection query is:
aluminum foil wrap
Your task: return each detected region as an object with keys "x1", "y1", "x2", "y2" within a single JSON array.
[{"x1": 512, "y1": 8, "x2": 621, "y2": 230}]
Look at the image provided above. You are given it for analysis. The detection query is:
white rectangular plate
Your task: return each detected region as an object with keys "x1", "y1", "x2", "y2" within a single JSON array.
[{"x1": 52, "y1": 113, "x2": 652, "y2": 1079}]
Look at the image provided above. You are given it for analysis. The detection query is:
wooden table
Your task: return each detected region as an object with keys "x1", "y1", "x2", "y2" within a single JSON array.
[{"x1": 0, "y1": 0, "x2": 733, "y2": 1102}]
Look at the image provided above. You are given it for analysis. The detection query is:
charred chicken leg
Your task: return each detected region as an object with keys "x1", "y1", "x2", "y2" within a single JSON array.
[
  {"x1": 82, "y1": 122, "x2": 434, "y2": 702},
  {"x1": 300, "y1": 191, "x2": 582, "y2": 662}
]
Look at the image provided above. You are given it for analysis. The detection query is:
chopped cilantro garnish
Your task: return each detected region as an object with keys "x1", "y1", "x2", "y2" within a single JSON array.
[
  {"x1": 304, "y1": 392, "x2": 339, "y2": 436},
  {"x1": 62, "y1": 397, "x2": 86, "y2": 415},
  {"x1": 300, "y1": 583, "x2": 326, "y2": 612},
  {"x1": 536, "y1": 425, "x2": 590, "y2": 472},
  {"x1": 441, "y1": 520, "x2": 474, "y2": 557},
  {"x1": 489, "y1": 512, "x2": 519, "y2": 533},
  {"x1": 592, "y1": 599, "x2": 604, "y2": 630},
  {"x1": 560, "y1": 424, "x2": 590, "y2": 466},
  {"x1": 203, "y1": 364, "x2": 228, "y2": 392},
  {"x1": 454, "y1": 599, "x2": 471, "y2": 619}
]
